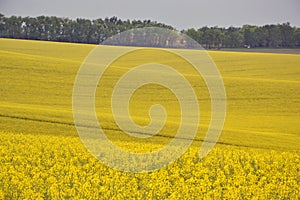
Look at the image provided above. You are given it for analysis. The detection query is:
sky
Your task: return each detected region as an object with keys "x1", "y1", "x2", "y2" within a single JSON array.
[{"x1": 1, "y1": 0, "x2": 299, "y2": 30}]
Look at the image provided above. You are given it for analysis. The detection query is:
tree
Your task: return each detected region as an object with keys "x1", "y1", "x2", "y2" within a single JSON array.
[
  {"x1": 184, "y1": 28, "x2": 199, "y2": 43},
  {"x1": 280, "y1": 22, "x2": 295, "y2": 47},
  {"x1": 223, "y1": 27, "x2": 243, "y2": 48},
  {"x1": 294, "y1": 28, "x2": 300, "y2": 47},
  {"x1": 0, "y1": 13, "x2": 5, "y2": 37},
  {"x1": 264, "y1": 25, "x2": 281, "y2": 47},
  {"x1": 243, "y1": 25, "x2": 257, "y2": 47}
]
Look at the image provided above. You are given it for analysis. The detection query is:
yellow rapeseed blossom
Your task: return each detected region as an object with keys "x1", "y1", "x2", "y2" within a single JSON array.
[{"x1": 0, "y1": 39, "x2": 299, "y2": 199}]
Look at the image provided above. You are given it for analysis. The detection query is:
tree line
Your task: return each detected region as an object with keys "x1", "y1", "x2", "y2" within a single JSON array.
[
  {"x1": 0, "y1": 14, "x2": 173, "y2": 44},
  {"x1": 0, "y1": 13, "x2": 299, "y2": 48},
  {"x1": 183, "y1": 23, "x2": 300, "y2": 48}
]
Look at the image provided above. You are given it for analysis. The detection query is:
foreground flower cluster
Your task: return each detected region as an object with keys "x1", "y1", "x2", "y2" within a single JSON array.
[{"x1": 0, "y1": 131, "x2": 299, "y2": 199}]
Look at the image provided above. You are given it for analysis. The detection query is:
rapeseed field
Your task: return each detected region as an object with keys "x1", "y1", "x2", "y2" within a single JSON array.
[{"x1": 0, "y1": 38, "x2": 299, "y2": 199}]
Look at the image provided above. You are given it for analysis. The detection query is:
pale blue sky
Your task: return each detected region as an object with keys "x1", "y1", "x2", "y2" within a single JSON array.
[{"x1": 1, "y1": 0, "x2": 299, "y2": 30}]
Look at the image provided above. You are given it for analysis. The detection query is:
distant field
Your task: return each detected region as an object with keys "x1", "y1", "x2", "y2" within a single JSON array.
[
  {"x1": 0, "y1": 38, "x2": 299, "y2": 199},
  {"x1": 217, "y1": 47, "x2": 300, "y2": 54}
]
